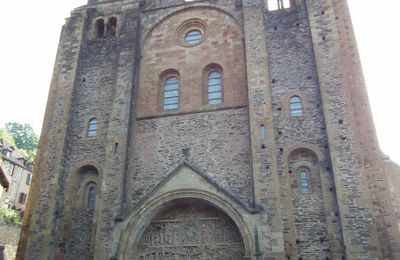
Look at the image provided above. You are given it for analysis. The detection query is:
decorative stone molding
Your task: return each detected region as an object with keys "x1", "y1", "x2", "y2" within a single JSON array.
[
  {"x1": 115, "y1": 164, "x2": 257, "y2": 259},
  {"x1": 176, "y1": 18, "x2": 208, "y2": 47}
]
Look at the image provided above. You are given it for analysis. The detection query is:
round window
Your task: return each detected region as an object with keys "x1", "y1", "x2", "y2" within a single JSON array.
[
  {"x1": 176, "y1": 19, "x2": 207, "y2": 47},
  {"x1": 185, "y1": 30, "x2": 203, "y2": 45}
]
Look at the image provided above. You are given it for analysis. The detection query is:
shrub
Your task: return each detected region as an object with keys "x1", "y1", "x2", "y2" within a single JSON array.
[{"x1": 0, "y1": 208, "x2": 22, "y2": 226}]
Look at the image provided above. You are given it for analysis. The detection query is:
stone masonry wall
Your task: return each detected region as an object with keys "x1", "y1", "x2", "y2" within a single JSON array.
[
  {"x1": 137, "y1": 6, "x2": 247, "y2": 118},
  {"x1": 385, "y1": 160, "x2": 400, "y2": 232},
  {"x1": 66, "y1": 210, "x2": 95, "y2": 260},
  {"x1": 0, "y1": 222, "x2": 21, "y2": 260},
  {"x1": 17, "y1": 10, "x2": 86, "y2": 260},
  {"x1": 305, "y1": 0, "x2": 385, "y2": 258},
  {"x1": 264, "y1": 3, "x2": 343, "y2": 258},
  {"x1": 288, "y1": 149, "x2": 330, "y2": 259},
  {"x1": 331, "y1": 0, "x2": 400, "y2": 256},
  {"x1": 127, "y1": 3, "x2": 251, "y2": 211},
  {"x1": 130, "y1": 108, "x2": 253, "y2": 206},
  {"x1": 52, "y1": 17, "x2": 121, "y2": 260},
  {"x1": 59, "y1": 5, "x2": 140, "y2": 259},
  {"x1": 18, "y1": 0, "x2": 400, "y2": 259}
]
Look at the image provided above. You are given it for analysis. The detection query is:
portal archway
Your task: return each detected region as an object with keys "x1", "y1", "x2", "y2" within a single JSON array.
[{"x1": 129, "y1": 198, "x2": 245, "y2": 259}]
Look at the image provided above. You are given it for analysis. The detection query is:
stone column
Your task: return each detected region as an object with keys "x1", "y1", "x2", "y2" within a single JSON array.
[
  {"x1": 305, "y1": 0, "x2": 383, "y2": 258},
  {"x1": 93, "y1": 12, "x2": 140, "y2": 259},
  {"x1": 16, "y1": 10, "x2": 86, "y2": 260},
  {"x1": 242, "y1": 0, "x2": 285, "y2": 257}
]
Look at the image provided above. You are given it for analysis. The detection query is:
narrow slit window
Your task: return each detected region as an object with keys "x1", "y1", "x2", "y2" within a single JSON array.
[
  {"x1": 289, "y1": 96, "x2": 303, "y2": 117},
  {"x1": 208, "y1": 71, "x2": 222, "y2": 104},
  {"x1": 87, "y1": 186, "x2": 96, "y2": 209},
  {"x1": 26, "y1": 174, "x2": 32, "y2": 185},
  {"x1": 88, "y1": 118, "x2": 98, "y2": 137},
  {"x1": 261, "y1": 125, "x2": 267, "y2": 141},
  {"x1": 299, "y1": 169, "x2": 311, "y2": 194},
  {"x1": 163, "y1": 77, "x2": 180, "y2": 111}
]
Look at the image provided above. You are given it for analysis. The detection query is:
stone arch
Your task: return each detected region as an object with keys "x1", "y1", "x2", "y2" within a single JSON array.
[
  {"x1": 72, "y1": 161, "x2": 104, "y2": 178},
  {"x1": 158, "y1": 68, "x2": 181, "y2": 111},
  {"x1": 284, "y1": 147, "x2": 330, "y2": 259},
  {"x1": 202, "y1": 63, "x2": 224, "y2": 105},
  {"x1": 138, "y1": 5, "x2": 247, "y2": 117},
  {"x1": 93, "y1": 18, "x2": 105, "y2": 39},
  {"x1": 118, "y1": 190, "x2": 254, "y2": 259},
  {"x1": 64, "y1": 163, "x2": 102, "y2": 260},
  {"x1": 141, "y1": 5, "x2": 242, "y2": 48},
  {"x1": 283, "y1": 143, "x2": 324, "y2": 163}
]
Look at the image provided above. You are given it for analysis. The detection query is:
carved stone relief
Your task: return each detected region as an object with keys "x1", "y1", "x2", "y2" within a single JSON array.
[{"x1": 132, "y1": 200, "x2": 245, "y2": 259}]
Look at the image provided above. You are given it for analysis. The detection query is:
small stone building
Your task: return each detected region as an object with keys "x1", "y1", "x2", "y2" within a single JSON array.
[
  {"x1": 0, "y1": 140, "x2": 33, "y2": 211},
  {"x1": 17, "y1": 0, "x2": 400, "y2": 259}
]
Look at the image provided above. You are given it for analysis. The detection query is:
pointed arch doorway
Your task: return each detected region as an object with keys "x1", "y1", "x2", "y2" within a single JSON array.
[{"x1": 130, "y1": 198, "x2": 246, "y2": 259}]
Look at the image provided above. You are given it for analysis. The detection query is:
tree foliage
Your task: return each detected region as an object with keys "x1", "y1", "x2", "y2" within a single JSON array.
[
  {"x1": 0, "y1": 129, "x2": 16, "y2": 146},
  {"x1": 0, "y1": 208, "x2": 23, "y2": 226},
  {"x1": 4, "y1": 123, "x2": 38, "y2": 162}
]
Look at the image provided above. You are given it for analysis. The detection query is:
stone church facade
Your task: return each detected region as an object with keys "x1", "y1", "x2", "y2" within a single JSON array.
[{"x1": 17, "y1": 0, "x2": 400, "y2": 259}]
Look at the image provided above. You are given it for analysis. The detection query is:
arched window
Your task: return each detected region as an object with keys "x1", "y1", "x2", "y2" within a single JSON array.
[
  {"x1": 88, "y1": 118, "x2": 98, "y2": 137},
  {"x1": 94, "y1": 19, "x2": 105, "y2": 39},
  {"x1": 107, "y1": 17, "x2": 117, "y2": 37},
  {"x1": 208, "y1": 71, "x2": 222, "y2": 104},
  {"x1": 299, "y1": 169, "x2": 311, "y2": 194},
  {"x1": 87, "y1": 186, "x2": 96, "y2": 209},
  {"x1": 289, "y1": 96, "x2": 303, "y2": 117},
  {"x1": 163, "y1": 76, "x2": 180, "y2": 111}
]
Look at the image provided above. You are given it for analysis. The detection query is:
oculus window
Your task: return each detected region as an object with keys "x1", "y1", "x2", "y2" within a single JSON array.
[{"x1": 185, "y1": 30, "x2": 203, "y2": 45}]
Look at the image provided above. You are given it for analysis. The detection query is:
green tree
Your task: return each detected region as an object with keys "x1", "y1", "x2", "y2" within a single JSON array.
[
  {"x1": 0, "y1": 129, "x2": 16, "y2": 146},
  {"x1": 5, "y1": 123, "x2": 38, "y2": 161}
]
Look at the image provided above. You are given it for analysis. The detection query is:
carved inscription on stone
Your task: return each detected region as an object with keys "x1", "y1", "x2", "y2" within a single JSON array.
[{"x1": 133, "y1": 200, "x2": 245, "y2": 259}]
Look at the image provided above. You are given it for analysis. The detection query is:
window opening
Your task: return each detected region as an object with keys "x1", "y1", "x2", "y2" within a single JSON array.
[
  {"x1": 289, "y1": 96, "x2": 303, "y2": 117},
  {"x1": 88, "y1": 118, "x2": 98, "y2": 137},
  {"x1": 261, "y1": 125, "x2": 267, "y2": 141},
  {"x1": 95, "y1": 19, "x2": 105, "y2": 39},
  {"x1": 208, "y1": 71, "x2": 222, "y2": 104},
  {"x1": 87, "y1": 186, "x2": 96, "y2": 209},
  {"x1": 185, "y1": 30, "x2": 202, "y2": 45},
  {"x1": 268, "y1": 0, "x2": 291, "y2": 11},
  {"x1": 12, "y1": 167, "x2": 21, "y2": 182},
  {"x1": 26, "y1": 174, "x2": 32, "y2": 185},
  {"x1": 299, "y1": 169, "x2": 310, "y2": 194},
  {"x1": 107, "y1": 17, "x2": 117, "y2": 37},
  {"x1": 19, "y1": 193, "x2": 27, "y2": 204},
  {"x1": 163, "y1": 77, "x2": 180, "y2": 111}
]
